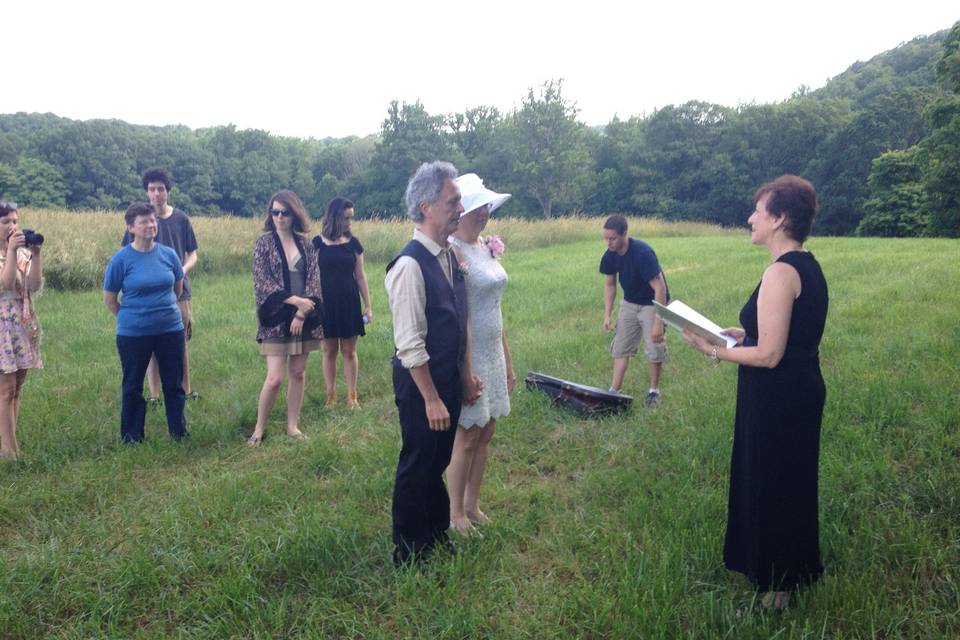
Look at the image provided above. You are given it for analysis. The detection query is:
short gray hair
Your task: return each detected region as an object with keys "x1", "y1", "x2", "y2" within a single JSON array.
[{"x1": 404, "y1": 161, "x2": 458, "y2": 222}]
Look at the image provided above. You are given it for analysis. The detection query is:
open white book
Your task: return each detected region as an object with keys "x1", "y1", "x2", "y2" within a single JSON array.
[{"x1": 654, "y1": 300, "x2": 738, "y2": 348}]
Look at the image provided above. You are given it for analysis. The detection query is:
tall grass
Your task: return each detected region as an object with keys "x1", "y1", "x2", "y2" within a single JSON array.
[
  {"x1": 20, "y1": 208, "x2": 737, "y2": 290},
  {"x1": 0, "y1": 215, "x2": 957, "y2": 638}
]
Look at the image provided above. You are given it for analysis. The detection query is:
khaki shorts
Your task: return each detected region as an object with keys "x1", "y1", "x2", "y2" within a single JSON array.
[
  {"x1": 178, "y1": 299, "x2": 193, "y2": 342},
  {"x1": 611, "y1": 301, "x2": 667, "y2": 362}
]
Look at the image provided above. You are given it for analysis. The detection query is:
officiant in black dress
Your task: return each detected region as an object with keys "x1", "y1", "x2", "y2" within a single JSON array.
[{"x1": 681, "y1": 175, "x2": 829, "y2": 612}]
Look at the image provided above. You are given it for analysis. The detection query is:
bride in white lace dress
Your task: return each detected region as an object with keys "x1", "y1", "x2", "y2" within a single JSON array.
[{"x1": 447, "y1": 174, "x2": 515, "y2": 535}]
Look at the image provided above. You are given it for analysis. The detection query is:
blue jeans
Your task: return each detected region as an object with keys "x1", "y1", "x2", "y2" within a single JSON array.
[{"x1": 116, "y1": 331, "x2": 187, "y2": 443}]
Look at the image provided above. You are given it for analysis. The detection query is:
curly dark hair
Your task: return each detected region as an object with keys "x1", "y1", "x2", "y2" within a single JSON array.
[{"x1": 142, "y1": 167, "x2": 173, "y2": 191}]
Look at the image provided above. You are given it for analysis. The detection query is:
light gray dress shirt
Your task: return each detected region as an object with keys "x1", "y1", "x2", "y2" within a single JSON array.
[{"x1": 385, "y1": 228, "x2": 454, "y2": 369}]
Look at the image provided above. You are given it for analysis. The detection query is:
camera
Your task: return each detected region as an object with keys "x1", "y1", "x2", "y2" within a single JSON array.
[{"x1": 22, "y1": 229, "x2": 44, "y2": 247}]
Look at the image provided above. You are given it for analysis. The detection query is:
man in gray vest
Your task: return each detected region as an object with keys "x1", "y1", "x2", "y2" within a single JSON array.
[{"x1": 385, "y1": 161, "x2": 481, "y2": 566}]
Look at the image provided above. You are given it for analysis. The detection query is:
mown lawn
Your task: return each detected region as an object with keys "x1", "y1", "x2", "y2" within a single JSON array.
[{"x1": 1, "y1": 229, "x2": 958, "y2": 639}]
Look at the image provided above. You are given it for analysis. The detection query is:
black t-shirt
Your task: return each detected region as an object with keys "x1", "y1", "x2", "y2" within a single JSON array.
[
  {"x1": 599, "y1": 237, "x2": 666, "y2": 305},
  {"x1": 122, "y1": 207, "x2": 199, "y2": 299}
]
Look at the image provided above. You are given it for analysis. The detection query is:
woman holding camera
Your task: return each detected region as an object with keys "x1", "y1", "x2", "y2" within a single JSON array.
[
  {"x1": 0, "y1": 201, "x2": 43, "y2": 459},
  {"x1": 249, "y1": 190, "x2": 323, "y2": 446}
]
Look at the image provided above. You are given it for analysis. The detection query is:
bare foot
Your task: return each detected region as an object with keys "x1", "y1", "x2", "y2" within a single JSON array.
[
  {"x1": 449, "y1": 516, "x2": 480, "y2": 536},
  {"x1": 246, "y1": 434, "x2": 263, "y2": 447},
  {"x1": 761, "y1": 591, "x2": 790, "y2": 610},
  {"x1": 736, "y1": 591, "x2": 791, "y2": 619},
  {"x1": 467, "y1": 509, "x2": 491, "y2": 526},
  {"x1": 287, "y1": 429, "x2": 308, "y2": 440}
]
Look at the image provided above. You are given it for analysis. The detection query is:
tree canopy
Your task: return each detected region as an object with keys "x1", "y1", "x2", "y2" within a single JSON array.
[{"x1": 1, "y1": 24, "x2": 957, "y2": 236}]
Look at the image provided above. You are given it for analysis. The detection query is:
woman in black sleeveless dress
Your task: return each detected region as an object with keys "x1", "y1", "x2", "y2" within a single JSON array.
[
  {"x1": 312, "y1": 197, "x2": 372, "y2": 409},
  {"x1": 682, "y1": 175, "x2": 828, "y2": 612}
]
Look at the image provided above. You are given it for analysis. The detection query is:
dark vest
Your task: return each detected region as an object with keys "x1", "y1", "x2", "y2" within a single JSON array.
[{"x1": 387, "y1": 239, "x2": 467, "y2": 393}]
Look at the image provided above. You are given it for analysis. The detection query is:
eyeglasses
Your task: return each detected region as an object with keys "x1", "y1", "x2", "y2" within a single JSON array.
[
  {"x1": 0, "y1": 201, "x2": 17, "y2": 210},
  {"x1": 270, "y1": 209, "x2": 291, "y2": 218}
]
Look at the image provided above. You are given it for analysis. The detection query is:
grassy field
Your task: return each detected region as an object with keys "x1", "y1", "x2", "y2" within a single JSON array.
[
  {"x1": 17, "y1": 208, "x2": 737, "y2": 290},
  {"x1": 0, "y1": 214, "x2": 958, "y2": 638}
]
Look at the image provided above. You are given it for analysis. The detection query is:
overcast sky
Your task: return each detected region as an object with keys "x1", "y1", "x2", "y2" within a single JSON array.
[{"x1": 4, "y1": 1, "x2": 957, "y2": 140}]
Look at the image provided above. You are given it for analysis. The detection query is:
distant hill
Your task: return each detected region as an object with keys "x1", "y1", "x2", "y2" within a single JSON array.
[
  {"x1": 0, "y1": 112, "x2": 73, "y2": 137},
  {"x1": 812, "y1": 30, "x2": 949, "y2": 106}
]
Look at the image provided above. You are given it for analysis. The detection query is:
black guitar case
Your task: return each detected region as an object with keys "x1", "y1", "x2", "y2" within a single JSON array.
[{"x1": 524, "y1": 371, "x2": 633, "y2": 417}]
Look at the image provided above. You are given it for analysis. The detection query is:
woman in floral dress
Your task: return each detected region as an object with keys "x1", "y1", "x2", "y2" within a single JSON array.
[
  {"x1": 249, "y1": 190, "x2": 324, "y2": 446},
  {"x1": 0, "y1": 201, "x2": 43, "y2": 459}
]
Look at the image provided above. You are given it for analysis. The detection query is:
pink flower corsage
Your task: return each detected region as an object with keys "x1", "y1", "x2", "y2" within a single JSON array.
[
  {"x1": 484, "y1": 235, "x2": 505, "y2": 259},
  {"x1": 457, "y1": 261, "x2": 470, "y2": 276}
]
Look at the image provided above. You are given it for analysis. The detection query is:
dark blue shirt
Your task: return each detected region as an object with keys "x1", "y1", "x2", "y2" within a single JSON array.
[
  {"x1": 104, "y1": 244, "x2": 184, "y2": 337},
  {"x1": 599, "y1": 237, "x2": 666, "y2": 305}
]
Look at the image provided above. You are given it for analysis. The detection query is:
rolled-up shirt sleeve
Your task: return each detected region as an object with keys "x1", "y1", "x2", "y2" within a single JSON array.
[{"x1": 385, "y1": 255, "x2": 429, "y2": 368}]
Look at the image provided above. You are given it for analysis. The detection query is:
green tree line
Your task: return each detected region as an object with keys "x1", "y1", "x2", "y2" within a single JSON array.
[{"x1": 1, "y1": 24, "x2": 957, "y2": 237}]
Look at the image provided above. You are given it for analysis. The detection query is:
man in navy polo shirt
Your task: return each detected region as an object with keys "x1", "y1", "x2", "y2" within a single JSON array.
[{"x1": 600, "y1": 214, "x2": 668, "y2": 407}]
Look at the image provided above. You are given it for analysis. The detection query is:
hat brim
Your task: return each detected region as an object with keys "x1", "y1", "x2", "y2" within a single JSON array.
[{"x1": 461, "y1": 192, "x2": 511, "y2": 217}]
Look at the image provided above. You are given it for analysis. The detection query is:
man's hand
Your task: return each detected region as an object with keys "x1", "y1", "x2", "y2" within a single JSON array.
[
  {"x1": 651, "y1": 318, "x2": 664, "y2": 342},
  {"x1": 463, "y1": 373, "x2": 483, "y2": 406},
  {"x1": 603, "y1": 315, "x2": 613, "y2": 333},
  {"x1": 425, "y1": 397, "x2": 451, "y2": 431},
  {"x1": 409, "y1": 365, "x2": 449, "y2": 430}
]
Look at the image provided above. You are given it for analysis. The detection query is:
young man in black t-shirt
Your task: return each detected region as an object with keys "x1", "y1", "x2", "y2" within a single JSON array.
[
  {"x1": 599, "y1": 215, "x2": 668, "y2": 407},
  {"x1": 122, "y1": 168, "x2": 199, "y2": 401}
]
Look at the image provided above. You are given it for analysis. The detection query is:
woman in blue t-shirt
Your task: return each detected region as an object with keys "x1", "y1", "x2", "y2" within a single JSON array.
[{"x1": 103, "y1": 203, "x2": 186, "y2": 443}]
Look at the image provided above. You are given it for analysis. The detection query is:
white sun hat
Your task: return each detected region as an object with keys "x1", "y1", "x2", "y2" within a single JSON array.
[{"x1": 455, "y1": 173, "x2": 511, "y2": 217}]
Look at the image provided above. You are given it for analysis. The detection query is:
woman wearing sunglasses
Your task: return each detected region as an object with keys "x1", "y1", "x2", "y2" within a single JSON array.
[{"x1": 249, "y1": 190, "x2": 324, "y2": 446}]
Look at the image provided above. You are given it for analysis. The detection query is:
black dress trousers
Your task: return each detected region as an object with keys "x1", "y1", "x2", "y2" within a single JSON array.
[{"x1": 391, "y1": 364, "x2": 461, "y2": 564}]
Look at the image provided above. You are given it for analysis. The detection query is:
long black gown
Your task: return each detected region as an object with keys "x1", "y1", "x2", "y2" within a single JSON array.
[
  {"x1": 725, "y1": 251, "x2": 829, "y2": 592},
  {"x1": 313, "y1": 236, "x2": 366, "y2": 339}
]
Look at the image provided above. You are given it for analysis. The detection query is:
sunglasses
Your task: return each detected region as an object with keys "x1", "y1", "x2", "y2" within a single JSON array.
[{"x1": 270, "y1": 209, "x2": 291, "y2": 218}]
